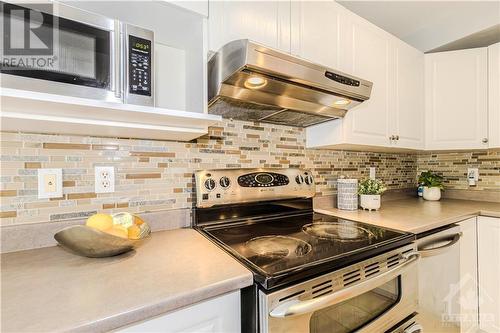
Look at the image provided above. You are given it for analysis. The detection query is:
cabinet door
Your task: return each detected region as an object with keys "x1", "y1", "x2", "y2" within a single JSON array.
[
  {"x1": 117, "y1": 291, "x2": 240, "y2": 332},
  {"x1": 488, "y1": 42, "x2": 500, "y2": 148},
  {"x1": 208, "y1": 1, "x2": 290, "y2": 53},
  {"x1": 338, "y1": 14, "x2": 391, "y2": 146},
  {"x1": 392, "y1": 41, "x2": 424, "y2": 149},
  {"x1": 478, "y1": 216, "x2": 500, "y2": 333},
  {"x1": 290, "y1": 1, "x2": 342, "y2": 68},
  {"x1": 425, "y1": 48, "x2": 488, "y2": 150}
]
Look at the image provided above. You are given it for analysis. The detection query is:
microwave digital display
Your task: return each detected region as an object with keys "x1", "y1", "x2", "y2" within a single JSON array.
[{"x1": 128, "y1": 35, "x2": 152, "y2": 96}]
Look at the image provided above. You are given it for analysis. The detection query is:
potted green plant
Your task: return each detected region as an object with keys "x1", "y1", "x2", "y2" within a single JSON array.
[
  {"x1": 418, "y1": 171, "x2": 444, "y2": 201},
  {"x1": 358, "y1": 179, "x2": 387, "y2": 211}
]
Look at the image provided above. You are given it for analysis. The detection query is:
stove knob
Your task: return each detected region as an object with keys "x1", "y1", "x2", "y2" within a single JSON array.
[
  {"x1": 220, "y1": 176, "x2": 231, "y2": 188},
  {"x1": 295, "y1": 175, "x2": 304, "y2": 184},
  {"x1": 305, "y1": 175, "x2": 314, "y2": 185},
  {"x1": 204, "y1": 178, "x2": 216, "y2": 191}
]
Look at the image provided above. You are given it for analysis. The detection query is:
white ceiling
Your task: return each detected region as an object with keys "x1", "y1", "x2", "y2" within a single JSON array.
[{"x1": 336, "y1": 1, "x2": 500, "y2": 52}]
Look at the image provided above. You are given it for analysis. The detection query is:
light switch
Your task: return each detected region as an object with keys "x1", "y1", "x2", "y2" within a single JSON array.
[{"x1": 38, "y1": 169, "x2": 63, "y2": 199}]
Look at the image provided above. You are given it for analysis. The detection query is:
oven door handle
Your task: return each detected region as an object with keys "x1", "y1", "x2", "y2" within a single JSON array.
[
  {"x1": 269, "y1": 251, "x2": 420, "y2": 318},
  {"x1": 418, "y1": 232, "x2": 462, "y2": 258}
]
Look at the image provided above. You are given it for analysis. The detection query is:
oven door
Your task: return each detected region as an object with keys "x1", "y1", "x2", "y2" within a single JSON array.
[
  {"x1": 260, "y1": 248, "x2": 419, "y2": 333},
  {"x1": 0, "y1": 2, "x2": 121, "y2": 102}
]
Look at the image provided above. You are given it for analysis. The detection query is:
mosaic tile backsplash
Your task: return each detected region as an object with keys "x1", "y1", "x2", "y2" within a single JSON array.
[
  {"x1": 417, "y1": 150, "x2": 500, "y2": 192},
  {"x1": 0, "y1": 119, "x2": 418, "y2": 225}
]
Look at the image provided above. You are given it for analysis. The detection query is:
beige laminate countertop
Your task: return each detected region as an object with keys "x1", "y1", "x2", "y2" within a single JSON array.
[
  {"x1": 1, "y1": 228, "x2": 253, "y2": 333},
  {"x1": 316, "y1": 198, "x2": 500, "y2": 234}
]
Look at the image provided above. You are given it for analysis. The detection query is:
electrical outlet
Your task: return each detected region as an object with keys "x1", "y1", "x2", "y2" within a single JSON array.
[
  {"x1": 38, "y1": 169, "x2": 63, "y2": 199},
  {"x1": 95, "y1": 166, "x2": 115, "y2": 193},
  {"x1": 467, "y1": 168, "x2": 479, "y2": 186},
  {"x1": 369, "y1": 167, "x2": 376, "y2": 180}
]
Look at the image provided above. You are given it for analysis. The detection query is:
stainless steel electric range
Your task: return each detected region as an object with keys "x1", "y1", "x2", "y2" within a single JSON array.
[{"x1": 194, "y1": 168, "x2": 422, "y2": 333}]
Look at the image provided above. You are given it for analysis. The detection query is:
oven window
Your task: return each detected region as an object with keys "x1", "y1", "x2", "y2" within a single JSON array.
[{"x1": 310, "y1": 278, "x2": 400, "y2": 333}]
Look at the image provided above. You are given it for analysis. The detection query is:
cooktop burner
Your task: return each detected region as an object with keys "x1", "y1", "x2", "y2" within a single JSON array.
[
  {"x1": 201, "y1": 211, "x2": 414, "y2": 289},
  {"x1": 302, "y1": 222, "x2": 375, "y2": 242},
  {"x1": 246, "y1": 235, "x2": 312, "y2": 262}
]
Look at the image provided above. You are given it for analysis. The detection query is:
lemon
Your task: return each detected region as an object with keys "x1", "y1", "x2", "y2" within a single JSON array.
[
  {"x1": 86, "y1": 213, "x2": 113, "y2": 231},
  {"x1": 105, "y1": 225, "x2": 129, "y2": 239}
]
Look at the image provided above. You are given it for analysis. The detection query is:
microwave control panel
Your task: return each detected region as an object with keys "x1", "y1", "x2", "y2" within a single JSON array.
[{"x1": 128, "y1": 35, "x2": 152, "y2": 96}]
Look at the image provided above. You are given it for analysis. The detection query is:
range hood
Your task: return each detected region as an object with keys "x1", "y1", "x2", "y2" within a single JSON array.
[{"x1": 207, "y1": 39, "x2": 373, "y2": 127}]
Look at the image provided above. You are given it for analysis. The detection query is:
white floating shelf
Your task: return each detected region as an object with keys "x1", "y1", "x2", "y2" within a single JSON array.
[{"x1": 0, "y1": 88, "x2": 221, "y2": 141}]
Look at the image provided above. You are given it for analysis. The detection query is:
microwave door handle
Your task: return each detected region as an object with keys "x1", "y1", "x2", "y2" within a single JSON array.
[
  {"x1": 269, "y1": 252, "x2": 420, "y2": 318},
  {"x1": 418, "y1": 232, "x2": 462, "y2": 258}
]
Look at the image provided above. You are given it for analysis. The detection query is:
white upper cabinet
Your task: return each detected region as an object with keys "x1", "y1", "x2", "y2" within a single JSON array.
[
  {"x1": 338, "y1": 14, "x2": 392, "y2": 147},
  {"x1": 290, "y1": 1, "x2": 342, "y2": 68},
  {"x1": 488, "y1": 42, "x2": 500, "y2": 148},
  {"x1": 306, "y1": 8, "x2": 424, "y2": 151},
  {"x1": 425, "y1": 48, "x2": 488, "y2": 150},
  {"x1": 208, "y1": 1, "x2": 290, "y2": 53},
  {"x1": 392, "y1": 40, "x2": 425, "y2": 149}
]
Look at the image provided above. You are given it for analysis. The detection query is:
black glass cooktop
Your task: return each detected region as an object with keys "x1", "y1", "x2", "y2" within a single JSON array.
[{"x1": 200, "y1": 212, "x2": 414, "y2": 290}]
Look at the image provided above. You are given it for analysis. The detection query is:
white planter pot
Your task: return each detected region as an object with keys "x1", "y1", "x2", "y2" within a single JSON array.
[
  {"x1": 423, "y1": 187, "x2": 441, "y2": 201},
  {"x1": 359, "y1": 194, "x2": 381, "y2": 211}
]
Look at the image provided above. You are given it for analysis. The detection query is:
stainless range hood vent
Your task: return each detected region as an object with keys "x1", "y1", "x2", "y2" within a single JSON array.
[{"x1": 207, "y1": 39, "x2": 373, "y2": 127}]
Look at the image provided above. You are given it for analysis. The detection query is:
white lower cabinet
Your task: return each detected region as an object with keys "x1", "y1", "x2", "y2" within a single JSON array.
[
  {"x1": 418, "y1": 216, "x2": 500, "y2": 333},
  {"x1": 458, "y1": 218, "x2": 479, "y2": 333},
  {"x1": 478, "y1": 216, "x2": 500, "y2": 332},
  {"x1": 116, "y1": 291, "x2": 241, "y2": 333}
]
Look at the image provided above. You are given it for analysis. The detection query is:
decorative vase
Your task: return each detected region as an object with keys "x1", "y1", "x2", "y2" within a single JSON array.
[
  {"x1": 423, "y1": 187, "x2": 441, "y2": 201},
  {"x1": 337, "y1": 179, "x2": 358, "y2": 211},
  {"x1": 360, "y1": 194, "x2": 381, "y2": 211}
]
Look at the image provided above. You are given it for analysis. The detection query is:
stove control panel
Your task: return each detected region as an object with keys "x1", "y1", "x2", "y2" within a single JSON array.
[
  {"x1": 195, "y1": 168, "x2": 315, "y2": 208},
  {"x1": 238, "y1": 172, "x2": 289, "y2": 187}
]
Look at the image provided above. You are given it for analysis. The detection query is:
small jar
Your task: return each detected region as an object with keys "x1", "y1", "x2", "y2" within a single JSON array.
[{"x1": 337, "y1": 179, "x2": 358, "y2": 211}]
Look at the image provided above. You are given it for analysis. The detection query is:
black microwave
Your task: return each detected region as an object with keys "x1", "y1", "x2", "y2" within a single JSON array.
[{"x1": 0, "y1": 1, "x2": 154, "y2": 107}]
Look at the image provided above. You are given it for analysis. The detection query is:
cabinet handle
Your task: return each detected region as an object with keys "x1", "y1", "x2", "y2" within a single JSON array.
[
  {"x1": 389, "y1": 135, "x2": 395, "y2": 141},
  {"x1": 395, "y1": 135, "x2": 400, "y2": 141},
  {"x1": 482, "y1": 138, "x2": 489, "y2": 143}
]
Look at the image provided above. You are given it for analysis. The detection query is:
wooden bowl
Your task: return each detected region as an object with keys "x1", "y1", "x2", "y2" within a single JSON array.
[{"x1": 54, "y1": 225, "x2": 150, "y2": 258}]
